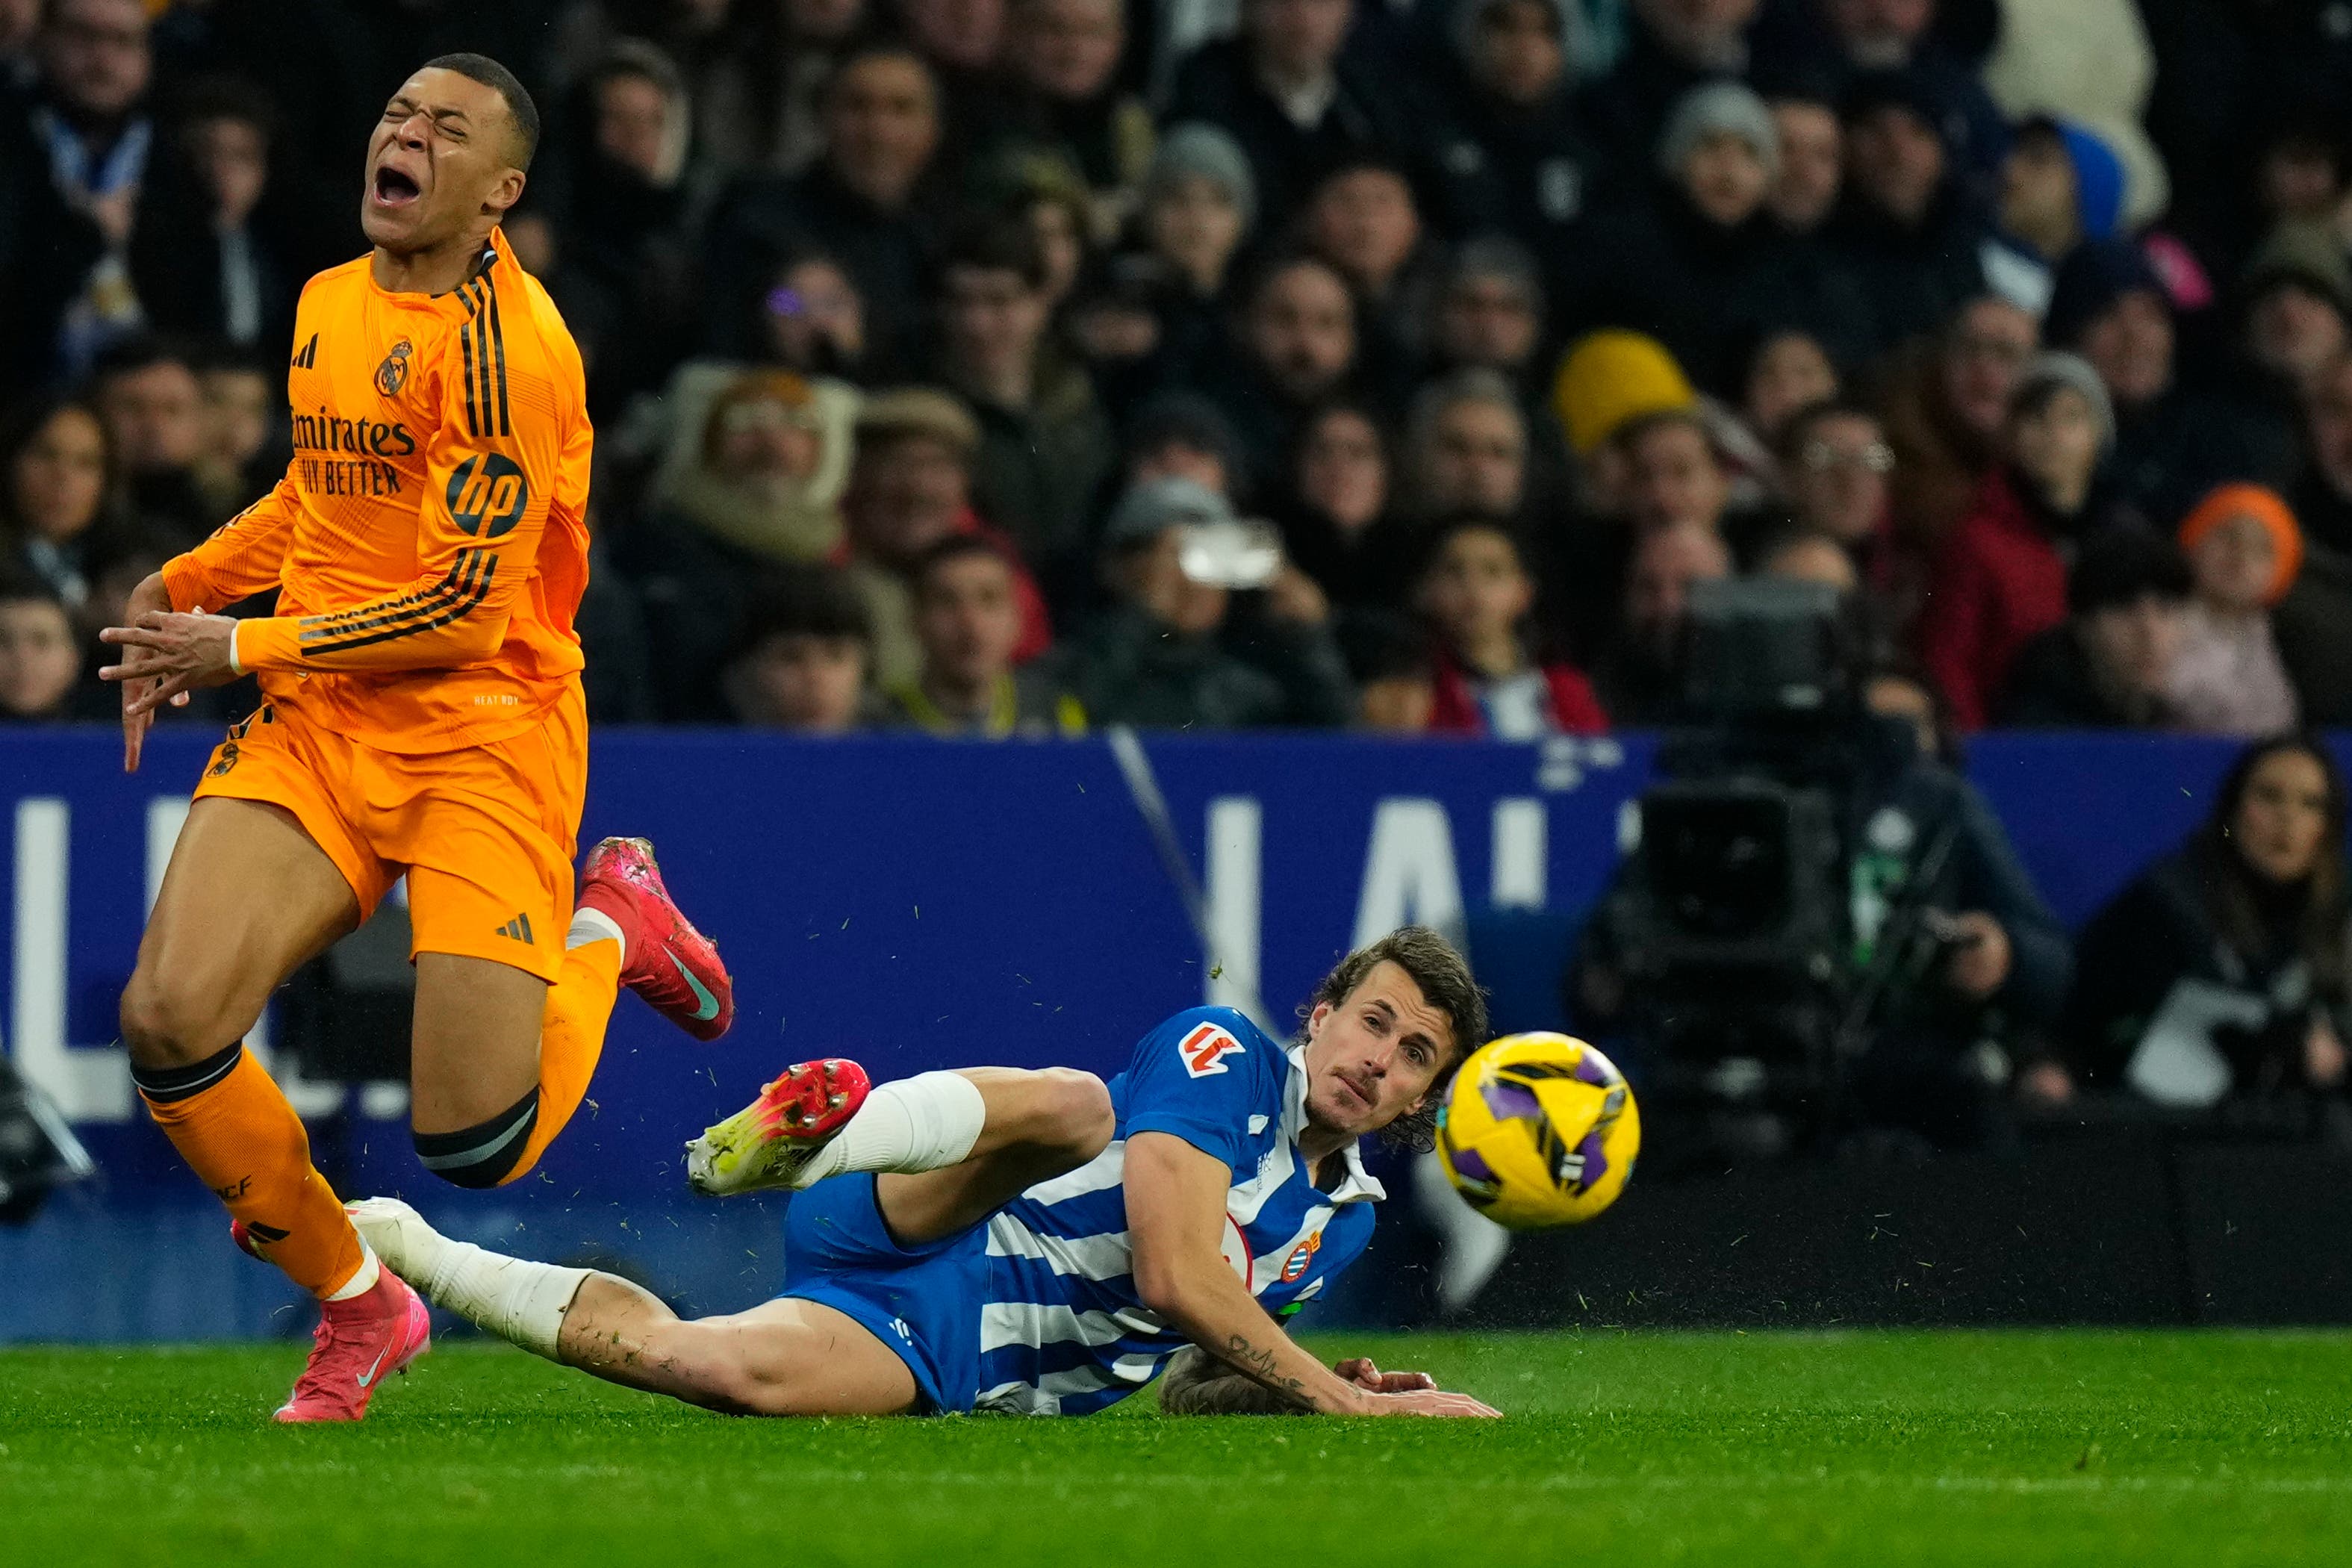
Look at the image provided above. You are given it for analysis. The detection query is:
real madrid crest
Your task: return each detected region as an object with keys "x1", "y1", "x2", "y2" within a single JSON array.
[{"x1": 375, "y1": 338, "x2": 413, "y2": 397}]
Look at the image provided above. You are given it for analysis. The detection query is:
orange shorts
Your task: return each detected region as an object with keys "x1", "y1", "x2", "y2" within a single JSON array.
[{"x1": 193, "y1": 687, "x2": 587, "y2": 983}]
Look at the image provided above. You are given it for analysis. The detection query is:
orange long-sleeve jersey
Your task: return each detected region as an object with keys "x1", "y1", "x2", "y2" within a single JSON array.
[{"x1": 161, "y1": 226, "x2": 592, "y2": 754}]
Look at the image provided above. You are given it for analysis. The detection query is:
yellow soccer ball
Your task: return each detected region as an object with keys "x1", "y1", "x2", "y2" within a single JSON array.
[{"x1": 1435, "y1": 1033, "x2": 1640, "y2": 1229}]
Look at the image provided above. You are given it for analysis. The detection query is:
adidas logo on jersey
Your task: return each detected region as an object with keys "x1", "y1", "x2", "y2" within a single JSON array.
[
  {"x1": 494, "y1": 913, "x2": 536, "y2": 944},
  {"x1": 290, "y1": 332, "x2": 317, "y2": 369}
]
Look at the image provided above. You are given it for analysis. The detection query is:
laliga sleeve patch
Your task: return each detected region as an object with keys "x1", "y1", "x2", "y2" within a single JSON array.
[
  {"x1": 446, "y1": 452, "x2": 530, "y2": 538},
  {"x1": 1179, "y1": 1021, "x2": 1245, "y2": 1077}
]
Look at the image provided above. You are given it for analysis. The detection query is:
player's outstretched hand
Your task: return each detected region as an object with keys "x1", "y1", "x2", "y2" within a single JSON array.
[
  {"x1": 1334, "y1": 1360, "x2": 1500, "y2": 1416},
  {"x1": 105, "y1": 572, "x2": 199, "y2": 772},
  {"x1": 103, "y1": 603, "x2": 240, "y2": 743},
  {"x1": 1357, "y1": 1387, "x2": 1503, "y2": 1419},
  {"x1": 1334, "y1": 1356, "x2": 1438, "y2": 1394}
]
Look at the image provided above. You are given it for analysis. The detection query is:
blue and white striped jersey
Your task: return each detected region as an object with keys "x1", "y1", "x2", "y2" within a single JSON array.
[{"x1": 971, "y1": 1006, "x2": 1384, "y2": 1416}]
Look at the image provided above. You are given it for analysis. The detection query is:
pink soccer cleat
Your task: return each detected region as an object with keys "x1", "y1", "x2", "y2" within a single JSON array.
[
  {"x1": 272, "y1": 1268, "x2": 432, "y2": 1423},
  {"x1": 577, "y1": 836, "x2": 735, "y2": 1042},
  {"x1": 682, "y1": 1058, "x2": 871, "y2": 1195}
]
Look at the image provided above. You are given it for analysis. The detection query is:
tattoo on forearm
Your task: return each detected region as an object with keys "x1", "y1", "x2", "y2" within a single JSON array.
[{"x1": 1222, "y1": 1334, "x2": 1309, "y2": 1401}]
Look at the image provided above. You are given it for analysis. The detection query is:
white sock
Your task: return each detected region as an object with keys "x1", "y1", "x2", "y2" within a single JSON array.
[
  {"x1": 326, "y1": 1243, "x2": 381, "y2": 1301},
  {"x1": 568, "y1": 906, "x2": 626, "y2": 960},
  {"x1": 383, "y1": 1215, "x2": 589, "y2": 1360},
  {"x1": 790, "y1": 1071, "x2": 987, "y2": 1189}
]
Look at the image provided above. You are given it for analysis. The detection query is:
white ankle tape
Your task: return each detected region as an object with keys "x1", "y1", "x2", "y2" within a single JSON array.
[
  {"x1": 428, "y1": 1241, "x2": 591, "y2": 1361},
  {"x1": 881, "y1": 1071, "x2": 988, "y2": 1169}
]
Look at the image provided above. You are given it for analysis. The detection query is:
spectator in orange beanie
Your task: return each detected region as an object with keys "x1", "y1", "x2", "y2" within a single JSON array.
[{"x1": 2169, "y1": 482, "x2": 2303, "y2": 735}]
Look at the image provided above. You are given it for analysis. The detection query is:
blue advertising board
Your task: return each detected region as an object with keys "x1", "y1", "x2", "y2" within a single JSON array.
[{"x1": 0, "y1": 725, "x2": 2263, "y2": 1338}]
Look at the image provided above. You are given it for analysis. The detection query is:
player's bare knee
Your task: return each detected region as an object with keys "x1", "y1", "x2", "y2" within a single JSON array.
[
  {"x1": 118, "y1": 966, "x2": 240, "y2": 1069},
  {"x1": 1033, "y1": 1068, "x2": 1114, "y2": 1159}
]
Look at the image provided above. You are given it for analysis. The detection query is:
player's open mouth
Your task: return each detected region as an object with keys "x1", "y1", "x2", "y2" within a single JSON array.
[{"x1": 373, "y1": 166, "x2": 421, "y2": 206}]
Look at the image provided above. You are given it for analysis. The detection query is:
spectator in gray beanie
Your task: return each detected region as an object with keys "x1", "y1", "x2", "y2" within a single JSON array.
[
  {"x1": 1145, "y1": 122, "x2": 1257, "y2": 234},
  {"x1": 2015, "y1": 350, "x2": 2115, "y2": 455},
  {"x1": 1112, "y1": 122, "x2": 1260, "y2": 404},
  {"x1": 1920, "y1": 348, "x2": 2143, "y2": 729},
  {"x1": 1559, "y1": 78, "x2": 1862, "y2": 393},
  {"x1": 1656, "y1": 81, "x2": 1779, "y2": 186}
]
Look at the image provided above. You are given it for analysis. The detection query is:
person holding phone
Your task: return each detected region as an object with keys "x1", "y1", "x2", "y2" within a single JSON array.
[{"x1": 1062, "y1": 475, "x2": 1351, "y2": 728}]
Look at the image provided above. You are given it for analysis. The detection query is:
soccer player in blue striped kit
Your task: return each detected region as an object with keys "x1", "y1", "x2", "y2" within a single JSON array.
[{"x1": 350, "y1": 927, "x2": 1502, "y2": 1417}]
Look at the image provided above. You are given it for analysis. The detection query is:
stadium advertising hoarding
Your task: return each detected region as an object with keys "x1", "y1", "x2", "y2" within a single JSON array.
[{"x1": 1, "y1": 727, "x2": 2243, "y2": 1337}]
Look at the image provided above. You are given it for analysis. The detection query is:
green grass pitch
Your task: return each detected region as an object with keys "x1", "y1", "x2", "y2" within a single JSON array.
[{"x1": 4, "y1": 1331, "x2": 2350, "y2": 1565}]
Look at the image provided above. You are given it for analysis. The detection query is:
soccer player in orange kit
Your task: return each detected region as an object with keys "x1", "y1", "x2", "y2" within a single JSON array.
[{"x1": 96, "y1": 55, "x2": 737, "y2": 1423}]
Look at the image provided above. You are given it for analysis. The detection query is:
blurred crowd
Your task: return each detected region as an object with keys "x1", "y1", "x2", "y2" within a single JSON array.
[
  {"x1": 10, "y1": 0, "x2": 2352, "y2": 742},
  {"x1": 3, "y1": 0, "x2": 2351, "y2": 1127}
]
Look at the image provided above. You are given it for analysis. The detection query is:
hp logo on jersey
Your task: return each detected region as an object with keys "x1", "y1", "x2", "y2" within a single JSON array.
[{"x1": 446, "y1": 452, "x2": 529, "y2": 538}]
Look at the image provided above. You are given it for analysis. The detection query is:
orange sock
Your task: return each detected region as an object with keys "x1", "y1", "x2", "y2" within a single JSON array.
[
  {"x1": 139, "y1": 1045, "x2": 365, "y2": 1299},
  {"x1": 502, "y1": 934, "x2": 622, "y2": 1183}
]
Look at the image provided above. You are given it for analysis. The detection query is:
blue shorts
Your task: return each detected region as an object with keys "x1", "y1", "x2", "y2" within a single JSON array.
[{"x1": 776, "y1": 1174, "x2": 988, "y2": 1415}]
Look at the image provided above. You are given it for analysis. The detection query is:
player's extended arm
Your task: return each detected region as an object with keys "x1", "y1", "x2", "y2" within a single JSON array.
[
  {"x1": 105, "y1": 393, "x2": 580, "y2": 706},
  {"x1": 102, "y1": 500, "x2": 540, "y2": 710},
  {"x1": 160, "y1": 476, "x2": 302, "y2": 613},
  {"x1": 226, "y1": 517, "x2": 528, "y2": 675},
  {"x1": 1125, "y1": 1132, "x2": 1498, "y2": 1418}
]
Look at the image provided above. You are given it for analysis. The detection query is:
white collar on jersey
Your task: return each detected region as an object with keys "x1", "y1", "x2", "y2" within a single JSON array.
[{"x1": 1281, "y1": 1045, "x2": 1386, "y2": 1205}]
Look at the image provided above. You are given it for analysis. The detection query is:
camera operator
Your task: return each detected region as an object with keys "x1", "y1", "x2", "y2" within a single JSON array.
[
  {"x1": 1572, "y1": 616, "x2": 2071, "y2": 1157},
  {"x1": 1838, "y1": 665, "x2": 2073, "y2": 1151}
]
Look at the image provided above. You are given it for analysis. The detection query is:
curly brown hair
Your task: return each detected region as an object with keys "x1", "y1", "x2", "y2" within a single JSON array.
[{"x1": 1301, "y1": 926, "x2": 1490, "y2": 1153}]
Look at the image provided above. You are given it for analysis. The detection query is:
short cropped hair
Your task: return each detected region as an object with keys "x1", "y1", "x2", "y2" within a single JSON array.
[
  {"x1": 422, "y1": 52, "x2": 540, "y2": 170},
  {"x1": 0, "y1": 569, "x2": 68, "y2": 614},
  {"x1": 2070, "y1": 530, "x2": 2192, "y2": 617},
  {"x1": 1242, "y1": 249, "x2": 1349, "y2": 314},
  {"x1": 1416, "y1": 512, "x2": 1535, "y2": 586},
  {"x1": 731, "y1": 565, "x2": 874, "y2": 656},
  {"x1": 1306, "y1": 926, "x2": 1490, "y2": 1151},
  {"x1": 92, "y1": 334, "x2": 197, "y2": 383},
  {"x1": 910, "y1": 534, "x2": 1016, "y2": 600},
  {"x1": 824, "y1": 41, "x2": 939, "y2": 113},
  {"x1": 940, "y1": 217, "x2": 1051, "y2": 294},
  {"x1": 1407, "y1": 367, "x2": 1526, "y2": 458}
]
